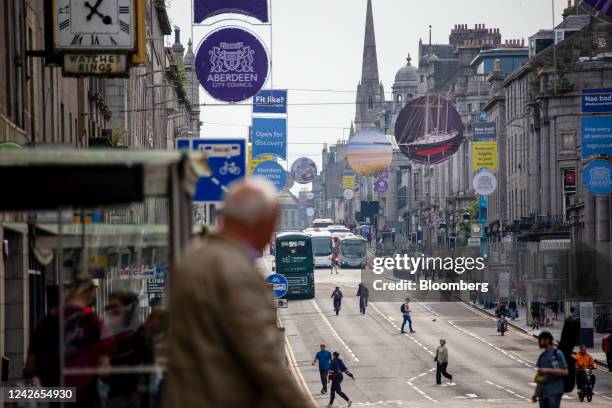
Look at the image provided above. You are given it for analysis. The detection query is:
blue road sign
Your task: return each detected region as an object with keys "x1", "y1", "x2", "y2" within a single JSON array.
[
  {"x1": 582, "y1": 88, "x2": 612, "y2": 113},
  {"x1": 266, "y1": 273, "x2": 288, "y2": 298},
  {"x1": 583, "y1": 160, "x2": 612, "y2": 196},
  {"x1": 176, "y1": 138, "x2": 246, "y2": 202},
  {"x1": 252, "y1": 117, "x2": 287, "y2": 160},
  {"x1": 253, "y1": 160, "x2": 286, "y2": 190},
  {"x1": 581, "y1": 115, "x2": 612, "y2": 159},
  {"x1": 253, "y1": 89, "x2": 288, "y2": 114}
]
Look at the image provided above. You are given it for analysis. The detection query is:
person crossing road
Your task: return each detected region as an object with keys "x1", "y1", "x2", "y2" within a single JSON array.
[
  {"x1": 312, "y1": 343, "x2": 332, "y2": 394},
  {"x1": 434, "y1": 339, "x2": 453, "y2": 385},
  {"x1": 332, "y1": 287, "x2": 343, "y2": 315},
  {"x1": 400, "y1": 297, "x2": 415, "y2": 334},
  {"x1": 328, "y1": 351, "x2": 354, "y2": 407}
]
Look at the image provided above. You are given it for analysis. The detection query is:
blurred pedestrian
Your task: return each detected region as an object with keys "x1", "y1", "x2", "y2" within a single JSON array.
[
  {"x1": 332, "y1": 286, "x2": 343, "y2": 315},
  {"x1": 434, "y1": 339, "x2": 453, "y2": 385},
  {"x1": 532, "y1": 331, "x2": 568, "y2": 408},
  {"x1": 23, "y1": 274, "x2": 106, "y2": 407},
  {"x1": 400, "y1": 297, "x2": 415, "y2": 334},
  {"x1": 312, "y1": 343, "x2": 332, "y2": 394},
  {"x1": 165, "y1": 179, "x2": 312, "y2": 408},
  {"x1": 603, "y1": 331, "x2": 612, "y2": 371},
  {"x1": 328, "y1": 351, "x2": 355, "y2": 407}
]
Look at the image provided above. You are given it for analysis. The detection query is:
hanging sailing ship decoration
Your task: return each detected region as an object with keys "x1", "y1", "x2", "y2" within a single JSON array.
[{"x1": 394, "y1": 95, "x2": 463, "y2": 165}]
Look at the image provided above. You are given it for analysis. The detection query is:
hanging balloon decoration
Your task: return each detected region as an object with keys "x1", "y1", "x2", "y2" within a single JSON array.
[{"x1": 346, "y1": 128, "x2": 393, "y2": 176}]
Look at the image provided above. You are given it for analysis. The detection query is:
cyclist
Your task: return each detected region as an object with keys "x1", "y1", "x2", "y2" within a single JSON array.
[
  {"x1": 356, "y1": 283, "x2": 369, "y2": 315},
  {"x1": 331, "y1": 287, "x2": 343, "y2": 315},
  {"x1": 574, "y1": 345, "x2": 596, "y2": 396}
]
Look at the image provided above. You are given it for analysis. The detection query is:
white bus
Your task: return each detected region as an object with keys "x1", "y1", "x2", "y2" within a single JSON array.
[
  {"x1": 326, "y1": 225, "x2": 351, "y2": 237},
  {"x1": 338, "y1": 235, "x2": 367, "y2": 268},
  {"x1": 312, "y1": 218, "x2": 334, "y2": 229},
  {"x1": 306, "y1": 230, "x2": 333, "y2": 267}
]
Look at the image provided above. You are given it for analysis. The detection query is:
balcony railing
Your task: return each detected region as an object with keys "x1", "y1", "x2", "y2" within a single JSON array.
[{"x1": 510, "y1": 214, "x2": 569, "y2": 232}]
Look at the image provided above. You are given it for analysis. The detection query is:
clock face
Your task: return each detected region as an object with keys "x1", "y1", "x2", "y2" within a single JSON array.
[{"x1": 55, "y1": 0, "x2": 135, "y2": 50}]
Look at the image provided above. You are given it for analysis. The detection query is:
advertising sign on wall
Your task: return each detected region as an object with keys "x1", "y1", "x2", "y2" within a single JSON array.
[
  {"x1": 194, "y1": 0, "x2": 269, "y2": 23},
  {"x1": 581, "y1": 115, "x2": 612, "y2": 158},
  {"x1": 395, "y1": 95, "x2": 464, "y2": 165},
  {"x1": 582, "y1": 88, "x2": 612, "y2": 113},
  {"x1": 291, "y1": 157, "x2": 317, "y2": 184},
  {"x1": 473, "y1": 122, "x2": 497, "y2": 141},
  {"x1": 583, "y1": 160, "x2": 612, "y2": 196},
  {"x1": 472, "y1": 170, "x2": 498, "y2": 196},
  {"x1": 472, "y1": 141, "x2": 498, "y2": 171},
  {"x1": 347, "y1": 128, "x2": 393, "y2": 176},
  {"x1": 251, "y1": 117, "x2": 287, "y2": 160},
  {"x1": 195, "y1": 27, "x2": 269, "y2": 103},
  {"x1": 253, "y1": 160, "x2": 286, "y2": 190},
  {"x1": 253, "y1": 89, "x2": 287, "y2": 114}
]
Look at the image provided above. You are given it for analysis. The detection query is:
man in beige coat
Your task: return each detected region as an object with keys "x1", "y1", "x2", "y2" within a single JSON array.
[{"x1": 165, "y1": 179, "x2": 313, "y2": 408}]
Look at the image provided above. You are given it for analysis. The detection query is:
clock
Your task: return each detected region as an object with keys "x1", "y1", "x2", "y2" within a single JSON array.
[{"x1": 54, "y1": 0, "x2": 136, "y2": 51}]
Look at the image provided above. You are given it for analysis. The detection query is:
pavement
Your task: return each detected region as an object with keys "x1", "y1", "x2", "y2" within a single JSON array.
[
  {"x1": 468, "y1": 302, "x2": 609, "y2": 367},
  {"x1": 261, "y1": 256, "x2": 612, "y2": 408}
]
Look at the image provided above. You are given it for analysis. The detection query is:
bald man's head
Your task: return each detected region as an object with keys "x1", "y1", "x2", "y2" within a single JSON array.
[{"x1": 219, "y1": 178, "x2": 280, "y2": 252}]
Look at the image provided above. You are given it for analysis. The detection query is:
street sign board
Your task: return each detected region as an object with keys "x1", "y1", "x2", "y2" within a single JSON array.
[
  {"x1": 176, "y1": 138, "x2": 246, "y2": 202},
  {"x1": 581, "y1": 88, "x2": 612, "y2": 113},
  {"x1": 472, "y1": 122, "x2": 496, "y2": 141},
  {"x1": 147, "y1": 278, "x2": 165, "y2": 294},
  {"x1": 467, "y1": 237, "x2": 480, "y2": 247},
  {"x1": 583, "y1": 160, "x2": 612, "y2": 195},
  {"x1": 253, "y1": 89, "x2": 288, "y2": 114},
  {"x1": 275, "y1": 298, "x2": 288, "y2": 308},
  {"x1": 252, "y1": 117, "x2": 287, "y2": 160},
  {"x1": 581, "y1": 116, "x2": 612, "y2": 158},
  {"x1": 253, "y1": 160, "x2": 286, "y2": 190},
  {"x1": 472, "y1": 141, "x2": 498, "y2": 171},
  {"x1": 195, "y1": 27, "x2": 269, "y2": 102},
  {"x1": 63, "y1": 54, "x2": 128, "y2": 77},
  {"x1": 563, "y1": 169, "x2": 576, "y2": 193},
  {"x1": 343, "y1": 189, "x2": 355, "y2": 200},
  {"x1": 266, "y1": 273, "x2": 288, "y2": 298}
]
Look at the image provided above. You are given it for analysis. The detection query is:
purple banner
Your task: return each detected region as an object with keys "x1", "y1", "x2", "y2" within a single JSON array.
[
  {"x1": 583, "y1": 0, "x2": 612, "y2": 17},
  {"x1": 195, "y1": 27, "x2": 269, "y2": 103},
  {"x1": 194, "y1": 0, "x2": 269, "y2": 23}
]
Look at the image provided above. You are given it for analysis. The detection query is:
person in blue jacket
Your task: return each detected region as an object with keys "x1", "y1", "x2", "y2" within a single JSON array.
[
  {"x1": 312, "y1": 343, "x2": 332, "y2": 394},
  {"x1": 327, "y1": 351, "x2": 355, "y2": 407}
]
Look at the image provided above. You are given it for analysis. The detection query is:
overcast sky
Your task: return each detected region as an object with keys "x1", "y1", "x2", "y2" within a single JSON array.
[{"x1": 166, "y1": 0, "x2": 568, "y2": 179}]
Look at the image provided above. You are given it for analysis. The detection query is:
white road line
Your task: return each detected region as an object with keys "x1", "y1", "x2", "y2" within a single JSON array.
[
  {"x1": 447, "y1": 320, "x2": 534, "y2": 369},
  {"x1": 311, "y1": 299, "x2": 359, "y2": 362},
  {"x1": 594, "y1": 391, "x2": 612, "y2": 401},
  {"x1": 485, "y1": 380, "x2": 530, "y2": 401},
  {"x1": 370, "y1": 303, "x2": 435, "y2": 356},
  {"x1": 418, "y1": 302, "x2": 440, "y2": 317},
  {"x1": 407, "y1": 380, "x2": 439, "y2": 403}
]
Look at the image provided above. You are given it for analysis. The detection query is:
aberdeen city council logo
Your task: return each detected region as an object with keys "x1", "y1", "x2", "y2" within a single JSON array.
[{"x1": 196, "y1": 27, "x2": 269, "y2": 103}]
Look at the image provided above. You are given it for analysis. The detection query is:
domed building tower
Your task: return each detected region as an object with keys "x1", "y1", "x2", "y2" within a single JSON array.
[{"x1": 391, "y1": 54, "x2": 418, "y2": 115}]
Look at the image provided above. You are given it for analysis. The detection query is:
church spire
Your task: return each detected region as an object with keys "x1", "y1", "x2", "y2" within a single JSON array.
[{"x1": 360, "y1": 0, "x2": 380, "y2": 84}]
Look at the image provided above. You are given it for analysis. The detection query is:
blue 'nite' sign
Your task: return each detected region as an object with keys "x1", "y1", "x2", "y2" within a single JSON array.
[
  {"x1": 252, "y1": 117, "x2": 287, "y2": 160},
  {"x1": 581, "y1": 115, "x2": 612, "y2": 159},
  {"x1": 582, "y1": 88, "x2": 612, "y2": 113},
  {"x1": 253, "y1": 90, "x2": 288, "y2": 114}
]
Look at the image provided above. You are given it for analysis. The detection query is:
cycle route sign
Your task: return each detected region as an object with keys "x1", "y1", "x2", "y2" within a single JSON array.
[{"x1": 176, "y1": 138, "x2": 246, "y2": 202}]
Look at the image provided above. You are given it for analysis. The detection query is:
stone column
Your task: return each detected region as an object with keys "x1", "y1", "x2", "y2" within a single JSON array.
[
  {"x1": 596, "y1": 196, "x2": 610, "y2": 242},
  {"x1": 584, "y1": 193, "x2": 596, "y2": 243}
]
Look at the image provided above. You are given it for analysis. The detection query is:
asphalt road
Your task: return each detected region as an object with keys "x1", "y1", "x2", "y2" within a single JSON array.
[{"x1": 269, "y1": 260, "x2": 612, "y2": 408}]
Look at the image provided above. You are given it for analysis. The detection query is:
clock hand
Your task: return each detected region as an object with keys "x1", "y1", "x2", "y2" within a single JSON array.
[{"x1": 84, "y1": 0, "x2": 112, "y2": 25}]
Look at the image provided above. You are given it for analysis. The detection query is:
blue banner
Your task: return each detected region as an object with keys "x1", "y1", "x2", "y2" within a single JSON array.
[
  {"x1": 176, "y1": 138, "x2": 246, "y2": 202},
  {"x1": 194, "y1": 0, "x2": 269, "y2": 23},
  {"x1": 583, "y1": 160, "x2": 612, "y2": 196},
  {"x1": 582, "y1": 88, "x2": 612, "y2": 113},
  {"x1": 253, "y1": 160, "x2": 286, "y2": 190},
  {"x1": 252, "y1": 117, "x2": 287, "y2": 160},
  {"x1": 581, "y1": 115, "x2": 612, "y2": 159},
  {"x1": 253, "y1": 89, "x2": 288, "y2": 114}
]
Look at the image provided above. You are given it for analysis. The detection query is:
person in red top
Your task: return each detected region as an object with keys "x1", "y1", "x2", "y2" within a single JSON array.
[
  {"x1": 23, "y1": 274, "x2": 107, "y2": 407},
  {"x1": 331, "y1": 236, "x2": 340, "y2": 274}
]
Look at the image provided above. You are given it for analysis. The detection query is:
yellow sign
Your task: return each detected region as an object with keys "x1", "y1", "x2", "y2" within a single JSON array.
[
  {"x1": 472, "y1": 141, "x2": 498, "y2": 171},
  {"x1": 247, "y1": 145, "x2": 274, "y2": 175},
  {"x1": 342, "y1": 175, "x2": 356, "y2": 189}
]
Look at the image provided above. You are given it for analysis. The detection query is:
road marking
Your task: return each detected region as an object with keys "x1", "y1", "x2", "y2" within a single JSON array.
[
  {"x1": 453, "y1": 393, "x2": 478, "y2": 399},
  {"x1": 284, "y1": 336, "x2": 318, "y2": 406},
  {"x1": 485, "y1": 380, "x2": 530, "y2": 401},
  {"x1": 418, "y1": 302, "x2": 440, "y2": 317},
  {"x1": 407, "y1": 379, "x2": 439, "y2": 404},
  {"x1": 311, "y1": 299, "x2": 359, "y2": 362},
  {"x1": 370, "y1": 303, "x2": 435, "y2": 356},
  {"x1": 447, "y1": 320, "x2": 534, "y2": 369},
  {"x1": 459, "y1": 302, "x2": 536, "y2": 341},
  {"x1": 594, "y1": 391, "x2": 612, "y2": 401}
]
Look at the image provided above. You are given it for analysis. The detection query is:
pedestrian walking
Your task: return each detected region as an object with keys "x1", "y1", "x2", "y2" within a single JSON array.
[
  {"x1": 356, "y1": 283, "x2": 369, "y2": 315},
  {"x1": 165, "y1": 179, "x2": 312, "y2": 408},
  {"x1": 312, "y1": 343, "x2": 332, "y2": 394},
  {"x1": 532, "y1": 331, "x2": 568, "y2": 408},
  {"x1": 332, "y1": 287, "x2": 344, "y2": 315},
  {"x1": 400, "y1": 297, "x2": 415, "y2": 333},
  {"x1": 331, "y1": 236, "x2": 340, "y2": 274},
  {"x1": 603, "y1": 332, "x2": 612, "y2": 372},
  {"x1": 328, "y1": 351, "x2": 354, "y2": 407},
  {"x1": 434, "y1": 339, "x2": 453, "y2": 385}
]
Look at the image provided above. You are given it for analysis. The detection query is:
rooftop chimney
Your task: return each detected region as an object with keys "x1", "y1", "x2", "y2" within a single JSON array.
[{"x1": 174, "y1": 25, "x2": 180, "y2": 44}]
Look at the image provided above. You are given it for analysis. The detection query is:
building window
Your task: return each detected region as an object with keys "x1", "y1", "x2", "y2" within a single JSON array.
[
  {"x1": 368, "y1": 96, "x2": 373, "y2": 110},
  {"x1": 467, "y1": 103, "x2": 473, "y2": 113},
  {"x1": 561, "y1": 130, "x2": 576, "y2": 153},
  {"x1": 420, "y1": 75, "x2": 425, "y2": 83}
]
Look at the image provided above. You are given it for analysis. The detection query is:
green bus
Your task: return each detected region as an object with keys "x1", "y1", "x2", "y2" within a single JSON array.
[{"x1": 275, "y1": 232, "x2": 315, "y2": 299}]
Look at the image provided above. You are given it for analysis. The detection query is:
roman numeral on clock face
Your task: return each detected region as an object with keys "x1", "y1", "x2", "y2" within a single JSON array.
[
  {"x1": 119, "y1": 6, "x2": 129, "y2": 13},
  {"x1": 120, "y1": 20, "x2": 130, "y2": 33},
  {"x1": 71, "y1": 35, "x2": 83, "y2": 45},
  {"x1": 58, "y1": 4, "x2": 70, "y2": 14},
  {"x1": 91, "y1": 35, "x2": 100, "y2": 45},
  {"x1": 110, "y1": 36, "x2": 117, "y2": 45},
  {"x1": 59, "y1": 19, "x2": 70, "y2": 31}
]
